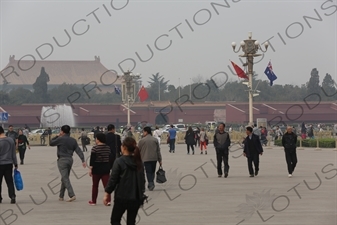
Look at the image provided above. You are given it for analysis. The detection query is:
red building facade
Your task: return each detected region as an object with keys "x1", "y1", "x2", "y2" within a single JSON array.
[{"x1": 1, "y1": 101, "x2": 336, "y2": 128}]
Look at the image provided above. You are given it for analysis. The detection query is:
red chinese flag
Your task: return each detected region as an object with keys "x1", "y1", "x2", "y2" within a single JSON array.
[
  {"x1": 138, "y1": 86, "x2": 149, "y2": 102},
  {"x1": 231, "y1": 61, "x2": 249, "y2": 80}
]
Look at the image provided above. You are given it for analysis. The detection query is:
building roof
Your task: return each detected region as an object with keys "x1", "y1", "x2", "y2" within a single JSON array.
[{"x1": 0, "y1": 55, "x2": 122, "y2": 85}]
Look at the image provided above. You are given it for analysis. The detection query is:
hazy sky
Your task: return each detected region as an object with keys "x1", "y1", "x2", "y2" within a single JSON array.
[{"x1": 1, "y1": 0, "x2": 336, "y2": 88}]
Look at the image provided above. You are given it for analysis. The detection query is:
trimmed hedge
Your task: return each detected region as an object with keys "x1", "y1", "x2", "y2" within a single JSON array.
[{"x1": 274, "y1": 138, "x2": 336, "y2": 148}]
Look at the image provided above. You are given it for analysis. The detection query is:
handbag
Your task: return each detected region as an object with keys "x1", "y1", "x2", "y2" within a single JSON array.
[
  {"x1": 140, "y1": 194, "x2": 149, "y2": 206},
  {"x1": 205, "y1": 135, "x2": 209, "y2": 146},
  {"x1": 166, "y1": 136, "x2": 170, "y2": 144},
  {"x1": 14, "y1": 169, "x2": 24, "y2": 191},
  {"x1": 84, "y1": 137, "x2": 90, "y2": 145},
  {"x1": 156, "y1": 166, "x2": 167, "y2": 184}
]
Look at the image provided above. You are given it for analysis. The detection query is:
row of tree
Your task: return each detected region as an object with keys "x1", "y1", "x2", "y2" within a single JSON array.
[{"x1": 0, "y1": 68, "x2": 336, "y2": 105}]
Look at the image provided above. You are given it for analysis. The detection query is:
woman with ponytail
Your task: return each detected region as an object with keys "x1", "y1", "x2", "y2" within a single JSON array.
[{"x1": 104, "y1": 137, "x2": 145, "y2": 225}]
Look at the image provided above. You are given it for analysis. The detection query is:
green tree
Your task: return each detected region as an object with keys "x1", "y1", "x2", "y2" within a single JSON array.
[
  {"x1": 9, "y1": 87, "x2": 33, "y2": 104},
  {"x1": 321, "y1": 73, "x2": 337, "y2": 100},
  {"x1": 148, "y1": 73, "x2": 169, "y2": 101},
  {"x1": 306, "y1": 68, "x2": 320, "y2": 101},
  {"x1": 0, "y1": 91, "x2": 9, "y2": 105},
  {"x1": 48, "y1": 83, "x2": 84, "y2": 103},
  {"x1": 33, "y1": 67, "x2": 50, "y2": 103}
]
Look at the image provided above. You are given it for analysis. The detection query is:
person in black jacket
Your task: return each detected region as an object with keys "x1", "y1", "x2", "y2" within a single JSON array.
[
  {"x1": 17, "y1": 129, "x2": 30, "y2": 165},
  {"x1": 105, "y1": 124, "x2": 122, "y2": 169},
  {"x1": 184, "y1": 126, "x2": 196, "y2": 155},
  {"x1": 243, "y1": 126, "x2": 263, "y2": 177},
  {"x1": 282, "y1": 126, "x2": 298, "y2": 178},
  {"x1": 213, "y1": 123, "x2": 231, "y2": 178},
  {"x1": 104, "y1": 137, "x2": 145, "y2": 225}
]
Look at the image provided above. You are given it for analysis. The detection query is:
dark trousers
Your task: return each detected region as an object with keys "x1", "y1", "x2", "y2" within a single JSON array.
[
  {"x1": 18, "y1": 147, "x2": 26, "y2": 163},
  {"x1": 285, "y1": 150, "x2": 297, "y2": 174},
  {"x1": 144, "y1": 161, "x2": 157, "y2": 188},
  {"x1": 0, "y1": 164, "x2": 16, "y2": 201},
  {"x1": 109, "y1": 155, "x2": 116, "y2": 170},
  {"x1": 195, "y1": 138, "x2": 200, "y2": 147},
  {"x1": 81, "y1": 140, "x2": 87, "y2": 152},
  {"x1": 169, "y1": 139, "x2": 175, "y2": 151},
  {"x1": 216, "y1": 149, "x2": 229, "y2": 175},
  {"x1": 187, "y1": 144, "x2": 194, "y2": 153},
  {"x1": 247, "y1": 153, "x2": 259, "y2": 175},
  {"x1": 111, "y1": 199, "x2": 141, "y2": 225},
  {"x1": 91, "y1": 173, "x2": 110, "y2": 203}
]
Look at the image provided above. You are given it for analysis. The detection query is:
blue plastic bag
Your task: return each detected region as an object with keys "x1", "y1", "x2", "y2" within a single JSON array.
[{"x1": 14, "y1": 169, "x2": 23, "y2": 191}]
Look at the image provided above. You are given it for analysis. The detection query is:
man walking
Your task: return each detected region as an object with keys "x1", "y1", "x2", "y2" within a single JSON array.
[
  {"x1": 282, "y1": 126, "x2": 298, "y2": 178},
  {"x1": 243, "y1": 126, "x2": 263, "y2": 177},
  {"x1": 47, "y1": 127, "x2": 52, "y2": 145},
  {"x1": 138, "y1": 126, "x2": 162, "y2": 191},
  {"x1": 5, "y1": 125, "x2": 18, "y2": 148},
  {"x1": 275, "y1": 126, "x2": 283, "y2": 140},
  {"x1": 168, "y1": 125, "x2": 176, "y2": 153},
  {"x1": 105, "y1": 124, "x2": 121, "y2": 168},
  {"x1": 50, "y1": 125, "x2": 86, "y2": 202},
  {"x1": 213, "y1": 123, "x2": 231, "y2": 178},
  {"x1": 0, "y1": 126, "x2": 18, "y2": 204}
]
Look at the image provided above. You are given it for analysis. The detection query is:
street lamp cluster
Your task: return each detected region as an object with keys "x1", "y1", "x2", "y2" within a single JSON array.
[
  {"x1": 118, "y1": 71, "x2": 141, "y2": 127},
  {"x1": 231, "y1": 32, "x2": 269, "y2": 126}
]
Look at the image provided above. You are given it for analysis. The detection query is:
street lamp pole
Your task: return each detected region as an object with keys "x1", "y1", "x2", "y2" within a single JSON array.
[
  {"x1": 120, "y1": 70, "x2": 141, "y2": 127},
  {"x1": 232, "y1": 32, "x2": 269, "y2": 126}
]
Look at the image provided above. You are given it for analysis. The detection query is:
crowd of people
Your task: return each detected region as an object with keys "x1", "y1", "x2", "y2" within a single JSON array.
[{"x1": 0, "y1": 121, "x2": 306, "y2": 224}]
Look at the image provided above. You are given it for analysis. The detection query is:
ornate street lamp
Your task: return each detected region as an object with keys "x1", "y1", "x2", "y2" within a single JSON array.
[
  {"x1": 119, "y1": 70, "x2": 141, "y2": 127},
  {"x1": 232, "y1": 32, "x2": 268, "y2": 125}
]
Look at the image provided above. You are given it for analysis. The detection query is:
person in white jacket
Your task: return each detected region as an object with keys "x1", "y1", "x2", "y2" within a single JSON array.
[{"x1": 153, "y1": 126, "x2": 162, "y2": 145}]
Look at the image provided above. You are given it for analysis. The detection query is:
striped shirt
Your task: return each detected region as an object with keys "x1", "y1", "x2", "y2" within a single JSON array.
[{"x1": 90, "y1": 144, "x2": 111, "y2": 174}]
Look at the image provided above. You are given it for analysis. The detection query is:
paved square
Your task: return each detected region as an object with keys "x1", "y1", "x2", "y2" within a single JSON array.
[{"x1": 0, "y1": 143, "x2": 336, "y2": 225}]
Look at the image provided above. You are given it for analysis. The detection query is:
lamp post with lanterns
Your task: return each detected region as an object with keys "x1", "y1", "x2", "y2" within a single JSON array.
[
  {"x1": 119, "y1": 70, "x2": 141, "y2": 127},
  {"x1": 231, "y1": 32, "x2": 269, "y2": 125}
]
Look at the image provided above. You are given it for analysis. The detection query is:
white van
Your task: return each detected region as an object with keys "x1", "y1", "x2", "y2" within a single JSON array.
[
  {"x1": 174, "y1": 124, "x2": 186, "y2": 131},
  {"x1": 206, "y1": 121, "x2": 217, "y2": 128}
]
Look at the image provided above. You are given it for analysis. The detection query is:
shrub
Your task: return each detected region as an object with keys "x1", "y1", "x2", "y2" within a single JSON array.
[{"x1": 274, "y1": 138, "x2": 336, "y2": 148}]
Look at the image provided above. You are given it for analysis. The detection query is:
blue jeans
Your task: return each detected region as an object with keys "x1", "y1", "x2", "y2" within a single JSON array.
[
  {"x1": 169, "y1": 139, "x2": 175, "y2": 151},
  {"x1": 144, "y1": 161, "x2": 157, "y2": 188}
]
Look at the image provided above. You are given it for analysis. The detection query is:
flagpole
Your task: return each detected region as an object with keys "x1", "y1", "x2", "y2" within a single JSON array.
[{"x1": 127, "y1": 96, "x2": 131, "y2": 127}]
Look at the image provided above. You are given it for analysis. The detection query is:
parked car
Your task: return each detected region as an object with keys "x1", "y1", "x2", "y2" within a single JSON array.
[
  {"x1": 162, "y1": 127, "x2": 180, "y2": 133},
  {"x1": 29, "y1": 129, "x2": 45, "y2": 135},
  {"x1": 174, "y1": 124, "x2": 187, "y2": 131},
  {"x1": 164, "y1": 125, "x2": 177, "y2": 130}
]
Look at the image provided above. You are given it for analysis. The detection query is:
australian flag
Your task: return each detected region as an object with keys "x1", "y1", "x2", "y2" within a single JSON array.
[
  {"x1": 264, "y1": 61, "x2": 277, "y2": 86},
  {"x1": 114, "y1": 85, "x2": 121, "y2": 95}
]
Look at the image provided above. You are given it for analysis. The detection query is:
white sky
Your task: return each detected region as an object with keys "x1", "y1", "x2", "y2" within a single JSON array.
[{"x1": 1, "y1": 0, "x2": 336, "y2": 88}]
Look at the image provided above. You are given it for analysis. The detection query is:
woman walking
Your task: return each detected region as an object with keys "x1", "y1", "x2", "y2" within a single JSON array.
[
  {"x1": 88, "y1": 133, "x2": 111, "y2": 206},
  {"x1": 184, "y1": 127, "x2": 196, "y2": 155},
  {"x1": 103, "y1": 137, "x2": 145, "y2": 225},
  {"x1": 17, "y1": 129, "x2": 30, "y2": 165},
  {"x1": 199, "y1": 128, "x2": 207, "y2": 154}
]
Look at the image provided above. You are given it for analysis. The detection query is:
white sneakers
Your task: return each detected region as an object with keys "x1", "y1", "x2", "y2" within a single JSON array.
[{"x1": 288, "y1": 174, "x2": 292, "y2": 178}]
